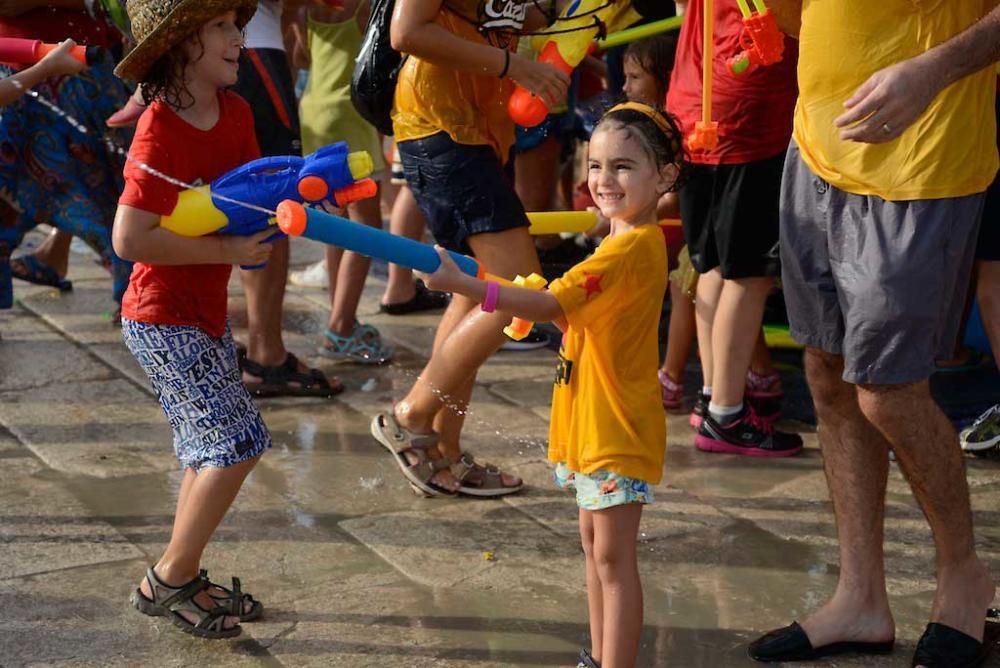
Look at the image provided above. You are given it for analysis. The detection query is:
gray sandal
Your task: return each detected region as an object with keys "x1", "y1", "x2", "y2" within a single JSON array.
[
  {"x1": 453, "y1": 452, "x2": 524, "y2": 497},
  {"x1": 130, "y1": 567, "x2": 241, "y2": 639},
  {"x1": 370, "y1": 412, "x2": 456, "y2": 497}
]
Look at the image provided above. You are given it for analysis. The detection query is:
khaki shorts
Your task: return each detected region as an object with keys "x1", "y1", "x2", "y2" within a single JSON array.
[{"x1": 780, "y1": 141, "x2": 984, "y2": 385}]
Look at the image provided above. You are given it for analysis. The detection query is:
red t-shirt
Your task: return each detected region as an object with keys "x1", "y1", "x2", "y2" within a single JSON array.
[
  {"x1": 118, "y1": 90, "x2": 260, "y2": 338},
  {"x1": 666, "y1": 0, "x2": 798, "y2": 165},
  {"x1": 0, "y1": 8, "x2": 119, "y2": 49}
]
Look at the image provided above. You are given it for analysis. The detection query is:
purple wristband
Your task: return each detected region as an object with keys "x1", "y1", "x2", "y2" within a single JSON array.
[{"x1": 481, "y1": 281, "x2": 500, "y2": 313}]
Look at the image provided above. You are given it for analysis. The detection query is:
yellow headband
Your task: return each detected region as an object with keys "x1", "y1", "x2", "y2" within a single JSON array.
[{"x1": 606, "y1": 102, "x2": 681, "y2": 153}]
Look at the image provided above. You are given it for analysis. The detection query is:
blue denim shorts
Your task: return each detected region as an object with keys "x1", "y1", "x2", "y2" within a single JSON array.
[
  {"x1": 122, "y1": 319, "x2": 272, "y2": 471},
  {"x1": 553, "y1": 463, "x2": 654, "y2": 511},
  {"x1": 398, "y1": 132, "x2": 529, "y2": 254}
]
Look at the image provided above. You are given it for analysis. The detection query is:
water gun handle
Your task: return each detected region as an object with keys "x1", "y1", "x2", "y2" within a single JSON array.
[
  {"x1": 508, "y1": 42, "x2": 572, "y2": 128},
  {"x1": 0, "y1": 38, "x2": 93, "y2": 65},
  {"x1": 494, "y1": 273, "x2": 548, "y2": 341},
  {"x1": 728, "y1": 8, "x2": 784, "y2": 75}
]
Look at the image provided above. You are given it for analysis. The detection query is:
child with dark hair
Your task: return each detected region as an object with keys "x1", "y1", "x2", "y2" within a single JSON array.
[
  {"x1": 421, "y1": 102, "x2": 684, "y2": 668},
  {"x1": 623, "y1": 33, "x2": 677, "y2": 106},
  {"x1": 112, "y1": 0, "x2": 273, "y2": 639}
]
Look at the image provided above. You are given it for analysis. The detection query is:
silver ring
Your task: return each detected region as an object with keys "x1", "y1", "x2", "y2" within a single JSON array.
[{"x1": 881, "y1": 122, "x2": 892, "y2": 134}]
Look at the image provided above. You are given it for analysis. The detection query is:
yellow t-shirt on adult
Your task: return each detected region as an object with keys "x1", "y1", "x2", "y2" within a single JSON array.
[
  {"x1": 547, "y1": 224, "x2": 668, "y2": 485},
  {"x1": 794, "y1": 0, "x2": 998, "y2": 201},
  {"x1": 392, "y1": 1, "x2": 524, "y2": 160}
]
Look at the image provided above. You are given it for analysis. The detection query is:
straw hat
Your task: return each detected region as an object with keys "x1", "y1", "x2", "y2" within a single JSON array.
[{"x1": 114, "y1": 0, "x2": 257, "y2": 82}]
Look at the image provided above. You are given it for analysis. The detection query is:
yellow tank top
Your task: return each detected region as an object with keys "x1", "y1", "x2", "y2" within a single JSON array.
[
  {"x1": 794, "y1": 0, "x2": 997, "y2": 200},
  {"x1": 299, "y1": 10, "x2": 385, "y2": 168},
  {"x1": 391, "y1": 1, "x2": 522, "y2": 160}
]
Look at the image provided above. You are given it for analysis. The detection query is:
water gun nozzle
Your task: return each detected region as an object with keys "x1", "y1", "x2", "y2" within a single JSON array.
[{"x1": 276, "y1": 200, "x2": 308, "y2": 236}]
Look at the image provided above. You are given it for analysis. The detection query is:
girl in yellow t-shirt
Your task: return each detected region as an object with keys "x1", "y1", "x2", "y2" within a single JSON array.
[{"x1": 420, "y1": 103, "x2": 684, "y2": 668}]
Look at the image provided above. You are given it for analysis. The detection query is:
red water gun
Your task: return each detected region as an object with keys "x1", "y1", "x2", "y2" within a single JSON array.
[
  {"x1": 0, "y1": 38, "x2": 97, "y2": 66},
  {"x1": 727, "y1": 0, "x2": 784, "y2": 75}
]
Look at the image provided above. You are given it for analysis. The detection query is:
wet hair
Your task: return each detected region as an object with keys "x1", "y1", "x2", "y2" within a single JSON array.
[
  {"x1": 138, "y1": 31, "x2": 206, "y2": 110},
  {"x1": 593, "y1": 106, "x2": 686, "y2": 193},
  {"x1": 624, "y1": 34, "x2": 678, "y2": 103}
]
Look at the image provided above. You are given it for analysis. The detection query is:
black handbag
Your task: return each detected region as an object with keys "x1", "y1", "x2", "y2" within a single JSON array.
[{"x1": 351, "y1": 0, "x2": 405, "y2": 136}]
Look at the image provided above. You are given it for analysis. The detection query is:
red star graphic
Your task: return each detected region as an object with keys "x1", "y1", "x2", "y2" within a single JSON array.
[{"x1": 578, "y1": 272, "x2": 603, "y2": 299}]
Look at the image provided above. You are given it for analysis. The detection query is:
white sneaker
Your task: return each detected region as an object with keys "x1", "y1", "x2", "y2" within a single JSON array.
[{"x1": 289, "y1": 259, "x2": 328, "y2": 288}]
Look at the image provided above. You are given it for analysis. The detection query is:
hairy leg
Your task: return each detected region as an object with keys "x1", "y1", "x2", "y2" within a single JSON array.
[
  {"x1": 796, "y1": 349, "x2": 896, "y2": 647},
  {"x1": 858, "y1": 380, "x2": 994, "y2": 643}
]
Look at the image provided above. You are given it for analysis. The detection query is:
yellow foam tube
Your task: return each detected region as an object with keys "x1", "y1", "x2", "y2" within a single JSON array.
[
  {"x1": 763, "y1": 325, "x2": 803, "y2": 350},
  {"x1": 159, "y1": 185, "x2": 229, "y2": 237},
  {"x1": 527, "y1": 211, "x2": 597, "y2": 236}
]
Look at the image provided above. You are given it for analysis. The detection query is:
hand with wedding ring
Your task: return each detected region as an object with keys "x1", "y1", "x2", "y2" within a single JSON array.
[{"x1": 834, "y1": 55, "x2": 942, "y2": 144}]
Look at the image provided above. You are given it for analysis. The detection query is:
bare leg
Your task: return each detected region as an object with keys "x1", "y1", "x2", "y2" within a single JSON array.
[
  {"x1": 796, "y1": 348, "x2": 896, "y2": 647},
  {"x1": 27, "y1": 228, "x2": 72, "y2": 277},
  {"x1": 240, "y1": 238, "x2": 337, "y2": 388},
  {"x1": 661, "y1": 280, "x2": 697, "y2": 382},
  {"x1": 138, "y1": 456, "x2": 260, "y2": 628},
  {"x1": 515, "y1": 136, "x2": 562, "y2": 250},
  {"x1": 394, "y1": 226, "x2": 540, "y2": 488},
  {"x1": 694, "y1": 269, "x2": 723, "y2": 390},
  {"x1": 977, "y1": 260, "x2": 1000, "y2": 358},
  {"x1": 591, "y1": 503, "x2": 644, "y2": 668},
  {"x1": 580, "y1": 508, "x2": 604, "y2": 664},
  {"x1": 749, "y1": 329, "x2": 774, "y2": 375},
  {"x1": 709, "y1": 276, "x2": 772, "y2": 406},
  {"x1": 857, "y1": 380, "x2": 995, "y2": 643},
  {"x1": 382, "y1": 185, "x2": 426, "y2": 305},
  {"x1": 323, "y1": 195, "x2": 381, "y2": 338}
]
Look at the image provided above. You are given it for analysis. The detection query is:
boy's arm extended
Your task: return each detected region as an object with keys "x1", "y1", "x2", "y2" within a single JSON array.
[{"x1": 113, "y1": 205, "x2": 273, "y2": 267}]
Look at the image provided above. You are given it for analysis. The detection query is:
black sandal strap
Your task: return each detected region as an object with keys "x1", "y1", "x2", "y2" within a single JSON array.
[{"x1": 145, "y1": 567, "x2": 208, "y2": 610}]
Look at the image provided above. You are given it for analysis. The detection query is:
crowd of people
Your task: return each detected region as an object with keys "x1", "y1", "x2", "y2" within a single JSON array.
[{"x1": 1, "y1": 0, "x2": 998, "y2": 665}]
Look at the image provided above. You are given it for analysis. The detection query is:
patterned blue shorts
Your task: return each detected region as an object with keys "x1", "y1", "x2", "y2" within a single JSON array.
[
  {"x1": 122, "y1": 319, "x2": 272, "y2": 471},
  {"x1": 554, "y1": 463, "x2": 654, "y2": 511}
]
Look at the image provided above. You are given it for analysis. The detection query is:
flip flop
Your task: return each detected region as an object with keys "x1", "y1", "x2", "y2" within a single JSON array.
[
  {"x1": 10, "y1": 256, "x2": 72, "y2": 292},
  {"x1": 911, "y1": 618, "x2": 999, "y2": 668}
]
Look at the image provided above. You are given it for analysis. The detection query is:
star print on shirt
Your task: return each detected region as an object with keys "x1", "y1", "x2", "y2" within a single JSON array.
[{"x1": 579, "y1": 272, "x2": 603, "y2": 299}]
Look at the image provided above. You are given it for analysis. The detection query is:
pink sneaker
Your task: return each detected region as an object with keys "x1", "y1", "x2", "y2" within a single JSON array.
[
  {"x1": 746, "y1": 368, "x2": 783, "y2": 422},
  {"x1": 658, "y1": 370, "x2": 684, "y2": 412}
]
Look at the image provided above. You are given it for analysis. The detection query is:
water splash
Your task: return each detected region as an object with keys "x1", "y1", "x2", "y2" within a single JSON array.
[{"x1": 15, "y1": 78, "x2": 275, "y2": 219}]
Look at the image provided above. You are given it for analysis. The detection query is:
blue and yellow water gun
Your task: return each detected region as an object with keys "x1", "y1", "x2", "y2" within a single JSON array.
[{"x1": 159, "y1": 141, "x2": 375, "y2": 267}]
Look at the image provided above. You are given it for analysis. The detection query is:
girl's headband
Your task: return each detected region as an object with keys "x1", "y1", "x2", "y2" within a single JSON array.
[{"x1": 606, "y1": 102, "x2": 681, "y2": 153}]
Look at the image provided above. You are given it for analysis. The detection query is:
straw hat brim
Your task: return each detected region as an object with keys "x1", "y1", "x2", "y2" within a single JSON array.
[{"x1": 114, "y1": 0, "x2": 257, "y2": 82}]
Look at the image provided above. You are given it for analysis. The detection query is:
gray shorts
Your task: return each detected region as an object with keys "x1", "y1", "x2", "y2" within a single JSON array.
[{"x1": 780, "y1": 142, "x2": 984, "y2": 385}]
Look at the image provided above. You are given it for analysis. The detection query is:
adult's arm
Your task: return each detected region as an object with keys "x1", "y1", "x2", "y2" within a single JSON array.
[
  {"x1": 390, "y1": 0, "x2": 568, "y2": 107},
  {"x1": 836, "y1": 5, "x2": 1000, "y2": 144}
]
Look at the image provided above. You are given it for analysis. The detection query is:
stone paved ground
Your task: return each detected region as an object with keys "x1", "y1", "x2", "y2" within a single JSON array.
[{"x1": 1, "y1": 238, "x2": 999, "y2": 667}]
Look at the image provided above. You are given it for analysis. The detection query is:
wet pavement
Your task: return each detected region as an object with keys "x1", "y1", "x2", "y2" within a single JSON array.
[{"x1": 2, "y1": 237, "x2": 1000, "y2": 667}]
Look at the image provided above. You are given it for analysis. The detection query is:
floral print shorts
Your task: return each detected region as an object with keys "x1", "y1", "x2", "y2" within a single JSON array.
[{"x1": 553, "y1": 463, "x2": 654, "y2": 510}]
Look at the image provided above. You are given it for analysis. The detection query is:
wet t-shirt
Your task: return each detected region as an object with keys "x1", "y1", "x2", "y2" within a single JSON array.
[
  {"x1": 392, "y1": 0, "x2": 529, "y2": 160},
  {"x1": 118, "y1": 90, "x2": 260, "y2": 338}
]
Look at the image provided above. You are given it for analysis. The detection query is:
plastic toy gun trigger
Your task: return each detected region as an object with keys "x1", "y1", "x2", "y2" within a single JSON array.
[{"x1": 727, "y1": 0, "x2": 784, "y2": 75}]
